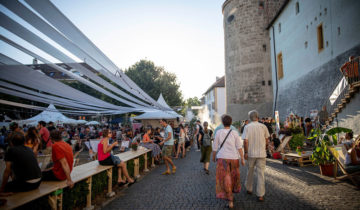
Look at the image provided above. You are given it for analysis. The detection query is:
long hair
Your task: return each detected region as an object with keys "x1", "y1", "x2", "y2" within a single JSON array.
[{"x1": 26, "y1": 127, "x2": 39, "y2": 145}]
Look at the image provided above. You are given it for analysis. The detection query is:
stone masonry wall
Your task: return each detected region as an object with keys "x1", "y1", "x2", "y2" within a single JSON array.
[
  {"x1": 223, "y1": 0, "x2": 285, "y2": 121},
  {"x1": 276, "y1": 44, "x2": 360, "y2": 121}
]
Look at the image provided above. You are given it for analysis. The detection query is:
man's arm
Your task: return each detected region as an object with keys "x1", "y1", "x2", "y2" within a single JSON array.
[
  {"x1": 163, "y1": 132, "x2": 172, "y2": 142},
  {"x1": 59, "y1": 158, "x2": 74, "y2": 188},
  {"x1": 244, "y1": 139, "x2": 248, "y2": 160}
]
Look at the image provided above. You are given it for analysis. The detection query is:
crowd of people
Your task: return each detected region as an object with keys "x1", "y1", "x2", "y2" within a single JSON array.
[
  {"x1": 0, "y1": 118, "x2": 200, "y2": 196},
  {"x1": 0, "y1": 108, "x2": 358, "y2": 209}
]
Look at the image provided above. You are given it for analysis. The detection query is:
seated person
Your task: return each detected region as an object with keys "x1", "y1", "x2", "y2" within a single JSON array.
[
  {"x1": 271, "y1": 133, "x2": 280, "y2": 150},
  {"x1": 119, "y1": 135, "x2": 131, "y2": 152},
  {"x1": 98, "y1": 129, "x2": 135, "y2": 185},
  {"x1": 42, "y1": 130, "x2": 74, "y2": 188},
  {"x1": 141, "y1": 128, "x2": 161, "y2": 161},
  {"x1": 0, "y1": 132, "x2": 41, "y2": 195},
  {"x1": 343, "y1": 132, "x2": 354, "y2": 150},
  {"x1": 344, "y1": 140, "x2": 360, "y2": 173}
]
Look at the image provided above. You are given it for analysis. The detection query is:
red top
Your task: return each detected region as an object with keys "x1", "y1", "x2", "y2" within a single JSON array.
[
  {"x1": 98, "y1": 139, "x2": 111, "y2": 161},
  {"x1": 142, "y1": 133, "x2": 152, "y2": 143},
  {"x1": 52, "y1": 141, "x2": 73, "y2": 180},
  {"x1": 39, "y1": 127, "x2": 52, "y2": 147}
]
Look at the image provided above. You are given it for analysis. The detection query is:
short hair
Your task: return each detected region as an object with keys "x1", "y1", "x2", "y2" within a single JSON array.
[
  {"x1": 11, "y1": 132, "x2": 25, "y2": 146},
  {"x1": 38, "y1": 121, "x2": 46, "y2": 127},
  {"x1": 221, "y1": 115, "x2": 232, "y2": 127},
  {"x1": 160, "y1": 119, "x2": 167, "y2": 124},
  {"x1": 50, "y1": 130, "x2": 62, "y2": 141},
  {"x1": 347, "y1": 132, "x2": 353, "y2": 139},
  {"x1": 102, "y1": 129, "x2": 110, "y2": 137},
  {"x1": 248, "y1": 110, "x2": 259, "y2": 121},
  {"x1": 305, "y1": 118, "x2": 311, "y2": 123},
  {"x1": 196, "y1": 120, "x2": 200, "y2": 123},
  {"x1": 10, "y1": 122, "x2": 19, "y2": 131}
]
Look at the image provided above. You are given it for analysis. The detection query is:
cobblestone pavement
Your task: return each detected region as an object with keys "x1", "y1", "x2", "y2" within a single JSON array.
[{"x1": 104, "y1": 149, "x2": 360, "y2": 210}]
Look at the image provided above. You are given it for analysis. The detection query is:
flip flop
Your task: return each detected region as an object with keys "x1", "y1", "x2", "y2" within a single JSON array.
[
  {"x1": 162, "y1": 171, "x2": 171, "y2": 175},
  {"x1": 127, "y1": 178, "x2": 137, "y2": 186}
]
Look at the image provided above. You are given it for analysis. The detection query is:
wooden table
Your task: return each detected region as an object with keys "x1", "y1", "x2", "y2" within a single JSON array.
[{"x1": 282, "y1": 151, "x2": 313, "y2": 167}]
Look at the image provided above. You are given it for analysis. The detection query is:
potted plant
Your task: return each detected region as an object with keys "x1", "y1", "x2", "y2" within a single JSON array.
[
  {"x1": 131, "y1": 142, "x2": 138, "y2": 151},
  {"x1": 310, "y1": 127, "x2": 352, "y2": 176}
]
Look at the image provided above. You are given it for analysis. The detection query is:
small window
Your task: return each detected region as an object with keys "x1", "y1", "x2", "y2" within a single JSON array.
[
  {"x1": 324, "y1": 8, "x2": 327, "y2": 15},
  {"x1": 295, "y1": 2, "x2": 300, "y2": 14},
  {"x1": 278, "y1": 23, "x2": 281, "y2": 33},
  {"x1": 262, "y1": 81, "x2": 266, "y2": 86},
  {"x1": 259, "y1": 1, "x2": 264, "y2": 9},
  {"x1": 268, "y1": 80, "x2": 272, "y2": 86},
  {"x1": 317, "y1": 24, "x2": 324, "y2": 52},
  {"x1": 338, "y1": 27, "x2": 341, "y2": 36},
  {"x1": 277, "y1": 53, "x2": 284, "y2": 79},
  {"x1": 305, "y1": 41, "x2": 308, "y2": 49},
  {"x1": 262, "y1": 44, "x2": 266, "y2": 52},
  {"x1": 227, "y1": 15, "x2": 234, "y2": 24}
]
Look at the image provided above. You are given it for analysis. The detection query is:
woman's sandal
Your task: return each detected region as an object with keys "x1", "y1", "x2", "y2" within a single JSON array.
[
  {"x1": 162, "y1": 171, "x2": 171, "y2": 175},
  {"x1": 118, "y1": 181, "x2": 126, "y2": 187},
  {"x1": 127, "y1": 178, "x2": 137, "y2": 186}
]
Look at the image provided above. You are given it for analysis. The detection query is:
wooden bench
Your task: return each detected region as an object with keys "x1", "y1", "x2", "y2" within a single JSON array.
[{"x1": 0, "y1": 147, "x2": 153, "y2": 210}]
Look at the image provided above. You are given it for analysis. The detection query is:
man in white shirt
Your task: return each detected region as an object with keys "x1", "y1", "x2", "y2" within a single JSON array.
[{"x1": 243, "y1": 110, "x2": 270, "y2": 202}]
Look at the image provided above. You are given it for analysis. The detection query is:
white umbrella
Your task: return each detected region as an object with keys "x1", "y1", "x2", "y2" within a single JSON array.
[
  {"x1": 77, "y1": 119, "x2": 88, "y2": 124},
  {"x1": 86, "y1": 121, "x2": 100, "y2": 125}
]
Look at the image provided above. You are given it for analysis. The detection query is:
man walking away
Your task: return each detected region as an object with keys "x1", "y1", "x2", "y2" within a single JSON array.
[{"x1": 243, "y1": 110, "x2": 270, "y2": 202}]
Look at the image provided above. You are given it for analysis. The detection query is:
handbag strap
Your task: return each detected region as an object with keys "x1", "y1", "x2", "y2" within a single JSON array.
[{"x1": 216, "y1": 129, "x2": 232, "y2": 156}]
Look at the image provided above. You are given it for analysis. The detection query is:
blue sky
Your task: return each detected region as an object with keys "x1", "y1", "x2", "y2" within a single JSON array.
[{"x1": 1, "y1": 0, "x2": 225, "y2": 99}]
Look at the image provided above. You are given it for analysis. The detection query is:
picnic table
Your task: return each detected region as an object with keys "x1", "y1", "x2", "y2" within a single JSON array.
[{"x1": 282, "y1": 151, "x2": 313, "y2": 167}]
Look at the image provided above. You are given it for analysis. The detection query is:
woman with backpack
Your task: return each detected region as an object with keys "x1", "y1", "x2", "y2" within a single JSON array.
[{"x1": 199, "y1": 121, "x2": 213, "y2": 174}]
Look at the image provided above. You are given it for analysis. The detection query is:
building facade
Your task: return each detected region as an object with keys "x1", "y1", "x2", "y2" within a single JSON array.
[
  {"x1": 268, "y1": 0, "x2": 360, "y2": 120},
  {"x1": 222, "y1": 0, "x2": 285, "y2": 121},
  {"x1": 200, "y1": 76, "x2": 226, "y2": 126}
]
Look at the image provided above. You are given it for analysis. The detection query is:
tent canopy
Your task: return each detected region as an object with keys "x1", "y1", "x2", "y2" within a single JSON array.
[
  {"x1": 134, "y1": 94, "x2": 182, "y2": 120},
  {"x1": 19, "y1": 104, "x2": 77, "y2": 125}
]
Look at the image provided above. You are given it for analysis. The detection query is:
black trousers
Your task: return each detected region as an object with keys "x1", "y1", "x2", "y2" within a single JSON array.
[{"x1": 5, "y1": 180, "x2": 41, "y2": 193}]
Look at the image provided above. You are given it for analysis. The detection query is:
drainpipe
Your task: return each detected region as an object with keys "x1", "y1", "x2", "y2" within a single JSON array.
[{"x1": 272, "y1": 26, "x2": 279, "y2": 117}]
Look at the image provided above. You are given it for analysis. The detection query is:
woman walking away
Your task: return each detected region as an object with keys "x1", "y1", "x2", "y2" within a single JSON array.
[
  {"x1": 212, "y1": 115, "x2": 245, "y2": 209},
  {"x1": 98, "y1": 129, "x2": 135, "y2": 186},
  {"x1": 25, "y1": 127, "x2": 40, "y2": 156},
  {"x1": 141, "y1": 127, "x2": 161, "y2": 161},
  {"x1": 175, "y1": 124, "x2": 186, "y2": 158},
  {"x1": 199, "y1": 121, "x2": 213, "y2": 174}
]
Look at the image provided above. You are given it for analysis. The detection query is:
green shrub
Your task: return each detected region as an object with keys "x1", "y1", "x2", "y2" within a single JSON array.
[
  {"x1": 289, "y1": 133, "x2": 305, "y2": 150},
  {"x1": 91, "y1": 171, "x2": 107, "y2": 199},
  {"x1": 63, "y1": 180, "x2": 89, "y2": 209},
  {"x1": 127, "y1": 159, "x2": 135, "y2": 177}
]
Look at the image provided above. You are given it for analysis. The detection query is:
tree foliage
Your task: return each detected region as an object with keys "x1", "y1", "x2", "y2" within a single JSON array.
[
  {"x1": 125, "y1": 60, "x2": 183, "y2": 107},
  {"x1": 181, "y1": 97, "x2": 201, "y2": 116}
]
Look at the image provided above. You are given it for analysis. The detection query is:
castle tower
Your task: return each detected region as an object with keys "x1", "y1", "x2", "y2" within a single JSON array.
[{"x1": 222, "y1": 0, "x2": 285, "y2": 121}]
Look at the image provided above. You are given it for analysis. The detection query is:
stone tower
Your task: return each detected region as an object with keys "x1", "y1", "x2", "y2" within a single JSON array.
[{"x1": 222, "y1": 0, "x2": 285, "y2": 121}]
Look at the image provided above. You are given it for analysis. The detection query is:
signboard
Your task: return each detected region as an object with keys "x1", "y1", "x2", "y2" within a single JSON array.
[{"x1": 275, "y1": 111, "x2": 280, "y2": 133}]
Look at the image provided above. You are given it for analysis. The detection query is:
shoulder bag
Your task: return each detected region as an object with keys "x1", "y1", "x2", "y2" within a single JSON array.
[{"x1": 215, "y1": 129, "x2": 232, "y2": 161}]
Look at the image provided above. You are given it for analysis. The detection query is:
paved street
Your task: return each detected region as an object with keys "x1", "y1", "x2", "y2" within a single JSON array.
[{"x1": 105, "y1": 149, "x2": 360, "y2": 210}]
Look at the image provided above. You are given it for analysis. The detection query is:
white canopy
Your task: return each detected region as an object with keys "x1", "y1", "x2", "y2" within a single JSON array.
[
  {"x1": 86, "y1": 121, "x2": 100, "y2": 125},
  {"x1": 77, "y1": 119, "x2": 88, "y2": 124},
  {"x1": 134, "y1": 94, "x2": 182, "y2": 120},
  {"x1": 19, "y1": 104, "x2": 78, "y2": 125}
]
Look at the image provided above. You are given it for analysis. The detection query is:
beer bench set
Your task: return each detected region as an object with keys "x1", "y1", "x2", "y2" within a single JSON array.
[{"x1": 1, "y1": 147, "x2": 153, "y2": 210}]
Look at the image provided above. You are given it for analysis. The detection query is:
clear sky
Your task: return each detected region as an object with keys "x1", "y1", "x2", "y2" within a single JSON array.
[{"x1": 1, "y1": 0, "x2": 225, "y2": 100}]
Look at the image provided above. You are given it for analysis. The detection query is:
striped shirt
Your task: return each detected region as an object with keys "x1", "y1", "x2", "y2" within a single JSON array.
[{"x1": 243, "y1": 122, "x2": 270, "y2": 158}]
